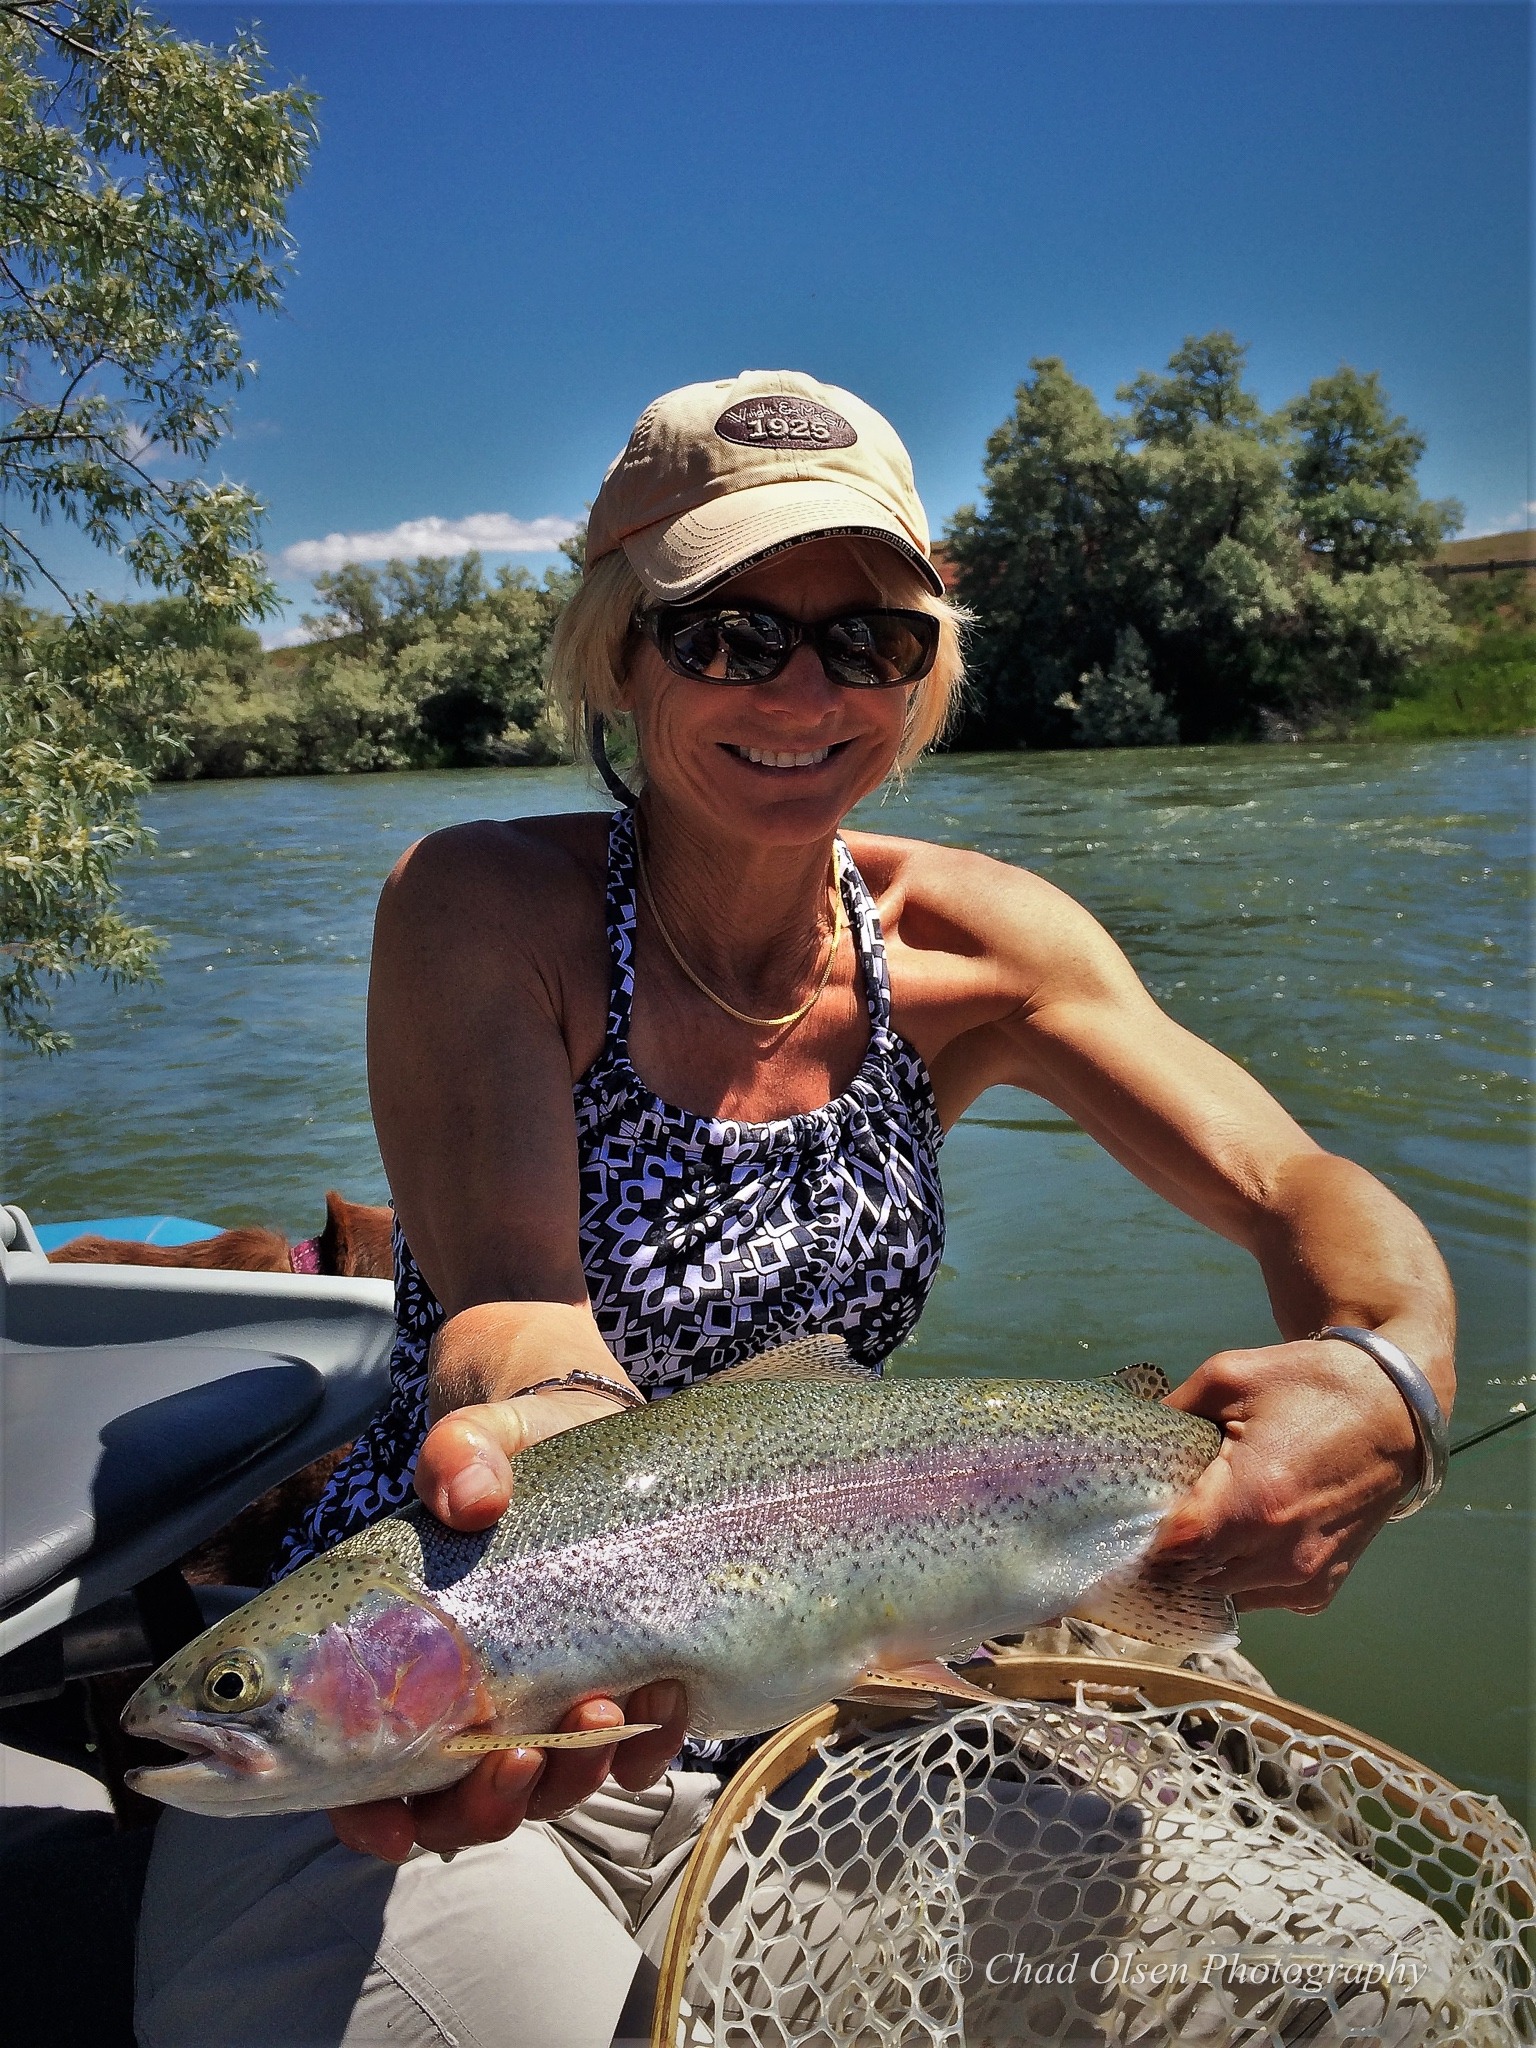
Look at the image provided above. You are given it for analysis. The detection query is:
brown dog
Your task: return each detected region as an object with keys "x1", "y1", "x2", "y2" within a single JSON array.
[{"x1": 46, "y1": 1188, "x2": 394, "y2": 1283}]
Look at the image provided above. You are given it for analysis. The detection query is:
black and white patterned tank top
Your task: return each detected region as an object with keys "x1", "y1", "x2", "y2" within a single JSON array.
[{"x1": 276, "y1": 806, "x2": 946, "y2": 1574}]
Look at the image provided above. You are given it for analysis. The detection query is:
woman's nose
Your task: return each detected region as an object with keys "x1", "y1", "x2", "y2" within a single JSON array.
[{"x1": 756, "y1": 643, "x2": 842, "y2": 708}]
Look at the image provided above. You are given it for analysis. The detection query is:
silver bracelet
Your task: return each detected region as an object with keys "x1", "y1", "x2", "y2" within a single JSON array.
[
  {"x1": 508, "y1": 1370, "x2": 645, "y2": 1411},
  {"x1": 1315, "y1": 1325, "x2": 1448, "y2": 1519}
]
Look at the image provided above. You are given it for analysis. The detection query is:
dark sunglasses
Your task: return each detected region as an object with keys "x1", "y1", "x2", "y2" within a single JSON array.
[{"x1": 635, "y1": 603, "x2": 940, "y2": 689}]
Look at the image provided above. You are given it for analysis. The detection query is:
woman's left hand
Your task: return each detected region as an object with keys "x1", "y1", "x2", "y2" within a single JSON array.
[{"x1": 1149, "y1": 1339, "x2": 1423, "y2": 1612}]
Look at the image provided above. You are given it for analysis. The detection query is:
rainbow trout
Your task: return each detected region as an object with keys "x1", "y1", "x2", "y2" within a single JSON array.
[{"x1": 122, "y1": 1342, "x2": 1235, "y2": 1816}]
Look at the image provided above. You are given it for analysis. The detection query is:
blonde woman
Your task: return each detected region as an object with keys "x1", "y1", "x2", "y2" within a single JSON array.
[{"x1": 136, "y1": 373, "x2": 1454, "y2": 2048}]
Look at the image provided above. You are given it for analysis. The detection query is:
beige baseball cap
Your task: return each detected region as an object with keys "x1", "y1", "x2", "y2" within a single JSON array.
[{"x1": 586, "y1": 370, "x2": 944, "y2": 601}]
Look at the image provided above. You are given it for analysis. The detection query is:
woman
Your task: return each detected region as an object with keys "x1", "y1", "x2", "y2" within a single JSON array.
[{"x1": 136, "y1": 372, "x2": 1455, "y2": 2048}]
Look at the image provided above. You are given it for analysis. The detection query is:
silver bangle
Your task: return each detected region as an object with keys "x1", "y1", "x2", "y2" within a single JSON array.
[
  {"x1": 1316, "y1": 1325, "x2": 1448, "y2": 1519},
  {"x1": 507, "y1": 1370, "x2": 645, "y2": 1411}
]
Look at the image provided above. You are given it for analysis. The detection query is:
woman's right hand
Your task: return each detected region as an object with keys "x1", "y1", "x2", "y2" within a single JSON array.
[
  {"x1": 413, "y1": 1386, "x2": 623, "y2": 1528},
  {"x1": 328, "y1": 1387, "x2": 690, "y2": 1863}
]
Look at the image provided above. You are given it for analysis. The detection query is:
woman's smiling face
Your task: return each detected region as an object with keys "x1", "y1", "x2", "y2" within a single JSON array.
[{"x1": 621, "y1": 539, "x2": 914, "y2": 846}]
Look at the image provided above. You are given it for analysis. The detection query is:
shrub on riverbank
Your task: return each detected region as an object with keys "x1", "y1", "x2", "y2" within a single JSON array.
[{"x1": 164, "y1": 551, "x2": 577, "y2": 777}]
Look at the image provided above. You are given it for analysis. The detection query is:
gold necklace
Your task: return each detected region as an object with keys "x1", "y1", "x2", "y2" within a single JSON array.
[{"x1": 633, "y1": 825, "x2": 844, "y2": 1033}]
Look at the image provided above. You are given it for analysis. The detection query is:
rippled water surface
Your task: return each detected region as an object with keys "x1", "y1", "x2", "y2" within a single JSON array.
[{"x1": 6, "y1": 741, "x2": 1531, "y2": 1821}]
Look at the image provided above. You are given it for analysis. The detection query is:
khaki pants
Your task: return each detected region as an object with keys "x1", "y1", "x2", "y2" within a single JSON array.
[{"x1": 134, "y1": 1771, "x2": 720, "y2": 2048}]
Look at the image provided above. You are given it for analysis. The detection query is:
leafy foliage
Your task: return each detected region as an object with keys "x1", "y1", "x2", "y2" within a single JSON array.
[
  {"x1": 171, "y1": 550, "x2": 579, "y2": 777},
  {"x1": 948, "y1": 335, "x2": 1461, "y2": 747},
  {"x1": 1, "y1": 0, "x2": 313, "y2": 613},
  {"x1": 0, "y1": 601, "x2": 190, "y2": 1050},
  {"x1": 0, "y1": 2, "x2": 313, "y2": 1048}
]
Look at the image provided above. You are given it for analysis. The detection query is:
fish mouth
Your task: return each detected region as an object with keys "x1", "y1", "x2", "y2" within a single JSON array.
[{"x1": 126, "y1": 1711, "x2": 277, "y2": 1780}]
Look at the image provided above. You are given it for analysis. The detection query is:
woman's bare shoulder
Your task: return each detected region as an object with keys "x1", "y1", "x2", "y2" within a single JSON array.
[
  {"x1": 380, "y1": 811, "x2": 609, "y2": 937},
  {"x1": 841, "y1": 828, "x2": 1107, "y2": 964}
]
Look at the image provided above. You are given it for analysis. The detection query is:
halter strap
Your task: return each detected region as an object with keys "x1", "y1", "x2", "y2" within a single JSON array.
[{"x1": 602, "y1": 808, "x2": 891, "y2": 1051}]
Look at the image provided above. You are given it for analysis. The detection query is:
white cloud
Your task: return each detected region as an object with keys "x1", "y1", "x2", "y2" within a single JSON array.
[
  {"x1": 278, "y1": 512, "x2": 578, "y2": 576},
  {"x1": 259, "y1": 622, "x2": 315, "y2": 651},
  {"x1": 119, "y1": 420, "x2": 168, "y2": 468}
]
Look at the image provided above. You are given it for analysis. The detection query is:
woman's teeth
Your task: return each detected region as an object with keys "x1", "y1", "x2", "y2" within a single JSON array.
[{"x1": 733, "y1": 746, "x2": 832, "y2": 770}]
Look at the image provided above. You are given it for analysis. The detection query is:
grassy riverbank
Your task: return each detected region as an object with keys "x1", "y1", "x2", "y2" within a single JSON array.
[
  {"x1": 1357, "y1": 628, "x2": 1536, "y2": 739},
  {"x1": 1353, "y1": 569, "x2": 1535, "y2": 740}
]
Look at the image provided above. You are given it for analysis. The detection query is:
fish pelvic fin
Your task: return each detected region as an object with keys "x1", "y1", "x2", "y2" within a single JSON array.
[
  {"x1": 706, "y1": 1335, "x2": 878, "y2": 1388},
  {"x1": 439, "y1": 1721, "x2": 662, "y2": 1756},
  {"x1": 840, "y1": 1661, "x2": 999, "y2": 1709},
  {"x1": 1068, "y1": 1564, "x2": 1238, "y2": 1656},
  {"x1": 1105, "y1": 1362, "x2": 1173, "y2": 1402}
]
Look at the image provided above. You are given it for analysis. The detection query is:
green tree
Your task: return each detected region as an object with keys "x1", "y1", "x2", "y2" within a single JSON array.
[
  {"x1": 302, "y1": 562, "x2": 387, "y2": 653},
  {"x1": 945, "y1": 357, "x2": 1135, "y2": 747},
  {"x1": 948, "y1": 334, "x2": 1457, "y2": 748},
  {"x1": 298, "y1": 551, "x2": 575, "y2": 767},
  {"x1": 396, "y1": 563, "x2": 573, "y2": 764},
  {"x1": 303, "y1": 554, "x2": 490, "y2": 658},
  {"x1": 0, "y1": 1, "x2": 312, "y2": 1049},
  {"x1": 1, "y1": 599, "x2": 193, "y2": 1051},
  {"x1": 179, "y1": 548, "x2": 580, "y2": 777},
  {"x1": 1118, "y1": 331, "x2": 1266, "y2": 443},
  {"x1": 1284, "y1": 366, "x2": 1461, "y2": 576},
  {"x1": 1118, "y1": 333, "x2": 1300, "y2": 739},
  {"x1": 1055, "y1": 626, "x2": 1178, "y2": 749}
]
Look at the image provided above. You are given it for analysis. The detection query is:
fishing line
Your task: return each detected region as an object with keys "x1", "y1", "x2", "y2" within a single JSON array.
[{"x1": 1447, "y1": 1404, "x2": 1534, "y2": 1458}]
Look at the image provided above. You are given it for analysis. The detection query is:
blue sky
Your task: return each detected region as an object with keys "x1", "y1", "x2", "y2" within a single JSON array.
[{"x1": 59, "y1": 4, "x2": 1536, "y2": 629}]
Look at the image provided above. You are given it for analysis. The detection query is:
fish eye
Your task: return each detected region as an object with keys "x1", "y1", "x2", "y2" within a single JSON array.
[{"x1": 202, "y1": 1651, "x2": 267, "y2": 1712}]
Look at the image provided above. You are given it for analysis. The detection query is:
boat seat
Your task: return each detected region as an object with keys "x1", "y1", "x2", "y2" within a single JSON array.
[
  {"x1": 1, "y1": 1343, "x2": 323, "y2": 1610},
  {"x1": 0, "y1": 1204, "x2": 396, "y2": 1665}
]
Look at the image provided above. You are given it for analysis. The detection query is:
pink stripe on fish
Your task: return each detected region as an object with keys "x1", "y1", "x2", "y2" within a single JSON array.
[{"x1": 464, "y1": 1434, "x2": 1136, "y2": 1598}]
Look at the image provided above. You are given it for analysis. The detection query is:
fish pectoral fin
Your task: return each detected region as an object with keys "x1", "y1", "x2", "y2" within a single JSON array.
[
  {"x1": 440, "y1": 1722, "x2": 662, "y2": 1756},
  {"x1": 706, "y1": 1336, "x2": 878, "y2": 1388},
  {"x1": 1104, "y1": 1362, "x2": 1173, "y2": 1402},
  {"x1": 1068, "y1": 1565, "x2": 1238, "y2": 1655},
  {"x1": 842, "y1": 1660, "x2": 999, "y2": 1708}
]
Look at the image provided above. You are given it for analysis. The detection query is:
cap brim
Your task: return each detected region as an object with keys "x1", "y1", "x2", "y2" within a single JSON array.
[{"x1": 621, "y1": 478, "x2": 944, "y2": 601}]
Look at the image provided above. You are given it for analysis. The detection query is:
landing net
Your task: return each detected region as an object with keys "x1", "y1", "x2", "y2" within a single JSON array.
[{"x1": 655, "y1": 1671, "x2": 1534, "y2": 2047}]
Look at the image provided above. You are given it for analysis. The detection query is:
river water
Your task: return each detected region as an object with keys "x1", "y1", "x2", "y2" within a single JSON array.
[{"x1": 6, "y1": 740, "x2": 1531, "y2": 1823}]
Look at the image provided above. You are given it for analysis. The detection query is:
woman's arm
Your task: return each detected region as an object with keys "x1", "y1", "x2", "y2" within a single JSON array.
[
  {"x1": 918, "y1": 850, "x2": 1455, "y2": 1612},
  {"x1": 333, "y1": 822, "x2": 687, "y2": 1862}
]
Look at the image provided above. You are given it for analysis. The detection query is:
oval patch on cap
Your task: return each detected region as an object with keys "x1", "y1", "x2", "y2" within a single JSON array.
[{"x1": 715, "y1": 397, "x2": 858, "y2": 451}]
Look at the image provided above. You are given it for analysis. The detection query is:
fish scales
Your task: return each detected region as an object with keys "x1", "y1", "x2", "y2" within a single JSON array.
[
  {"x1": 121, "y1": 1368, "x2": 1230, "y2": 1816},
  {"x1": 399, "y1": 1379, "x2": 1211, "y2": 1733}
]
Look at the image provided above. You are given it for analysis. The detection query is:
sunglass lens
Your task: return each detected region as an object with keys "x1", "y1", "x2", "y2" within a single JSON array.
[
  {"x1": 668, "y1": 610, "x2": 789, "y2": 682},
  {"x1": 821, "y1": 612, "x2": 938, "y2": 686}
]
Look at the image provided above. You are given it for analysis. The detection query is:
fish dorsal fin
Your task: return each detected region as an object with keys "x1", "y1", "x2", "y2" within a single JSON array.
[
  {"x1": 705, "y1": 1335, "x2": 876, "y2": 1388},
  {"x1": 1106, "y1": 1362, "x2": 1172, "y2": 1402}
]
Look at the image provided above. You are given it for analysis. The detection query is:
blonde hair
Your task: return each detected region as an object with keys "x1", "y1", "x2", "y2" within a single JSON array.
[{"x1": 547, "y1": 540, "x2": 969, "y2": 780}]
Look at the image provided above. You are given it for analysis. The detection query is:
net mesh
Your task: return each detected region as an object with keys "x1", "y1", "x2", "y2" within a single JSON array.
[{"x1": 668, "y1": 1689, "x2": 1534, "y2": 2047}]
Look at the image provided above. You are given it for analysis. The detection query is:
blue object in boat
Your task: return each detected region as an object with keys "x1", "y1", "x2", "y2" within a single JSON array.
[{"x1": 32, "y1": 1215, "x2": 222, "y2": 1252}]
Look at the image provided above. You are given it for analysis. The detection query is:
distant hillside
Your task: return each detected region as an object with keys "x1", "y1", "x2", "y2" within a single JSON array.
[{"x1": 1432, "y1": 530, "x2": 1535, "y2": 576}]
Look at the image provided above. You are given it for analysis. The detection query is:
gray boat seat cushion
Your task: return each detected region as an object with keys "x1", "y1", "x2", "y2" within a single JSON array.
[{"x1": 1, "y1": 1344, "x2": 323, "y2": 1610}]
